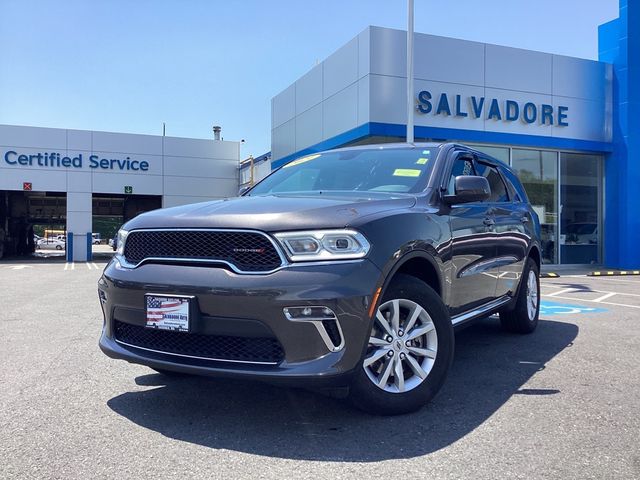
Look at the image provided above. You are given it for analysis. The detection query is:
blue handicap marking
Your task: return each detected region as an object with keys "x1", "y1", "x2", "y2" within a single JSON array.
[{"x1": 540, "y1": 300, "x2": 607, "y2": 316}]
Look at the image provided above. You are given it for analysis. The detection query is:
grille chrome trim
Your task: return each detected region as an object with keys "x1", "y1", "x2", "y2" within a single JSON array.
[
  {"x1": 114, "y1": 339, "x2": 280, "y2": 365},
  {"x1": 118, "y1": 228, "x2": 288, "y2": 274}
]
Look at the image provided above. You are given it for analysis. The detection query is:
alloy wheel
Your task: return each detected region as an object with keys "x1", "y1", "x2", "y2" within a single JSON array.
[
  {"x1": 526, "y1": 270, "x2": 539, "y2": 320},
  {"x1": 363, "y1": 298, "x2": 438, "y2": 393}
]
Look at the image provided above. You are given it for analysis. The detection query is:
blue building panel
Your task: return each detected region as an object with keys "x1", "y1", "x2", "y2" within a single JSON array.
[{"x1": 599, "y1": 0, "x2": 640, "y2": 269}]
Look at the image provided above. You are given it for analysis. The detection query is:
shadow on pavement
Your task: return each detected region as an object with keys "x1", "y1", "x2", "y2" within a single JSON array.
[{"x1": 107, "y1": 318, "x2": 577, "y2": 462}]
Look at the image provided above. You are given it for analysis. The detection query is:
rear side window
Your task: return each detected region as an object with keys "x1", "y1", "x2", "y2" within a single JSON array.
[
  {"x1": 447, "y1": 156, "x2": 476, "y2": 195},
  {"x1": 500, "y1": 167, "x2": 529, "y2": 203},
  {"x1": 475, "y1": 162, "x2": 509, "y2": 202}
]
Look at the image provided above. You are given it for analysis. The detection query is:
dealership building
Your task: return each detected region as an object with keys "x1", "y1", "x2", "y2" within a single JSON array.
[
  {"x1": 270, "y1": 1, "x2": 638, "y2": 268},
  {"x1": 0, "y1": 124, "x2": 240, "y2": 261},
  {"x1": 1, "y1": 2, "x2": 636, "y2": 268}
]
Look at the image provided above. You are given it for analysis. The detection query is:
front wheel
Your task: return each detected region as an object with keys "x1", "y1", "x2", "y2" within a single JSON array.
[
  {"x1": 499, "y1": 257, "x2": 540, "y2": 334},
  {"x1": 348, "y1": 274, "x2": 454, "y2": 415}
]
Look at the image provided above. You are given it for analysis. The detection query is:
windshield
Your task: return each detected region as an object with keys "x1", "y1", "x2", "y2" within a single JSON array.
[{"x1": 249, "y1": 147, "x2": 439, "y2": 196}]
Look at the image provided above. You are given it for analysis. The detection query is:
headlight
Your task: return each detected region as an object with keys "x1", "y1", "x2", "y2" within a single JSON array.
[
  {"x1": 274, "y1": 229, "x2": 370, "y2": 262},
  {"x1": 115, "y1": 228, "x2": 129, "y2": 256}
]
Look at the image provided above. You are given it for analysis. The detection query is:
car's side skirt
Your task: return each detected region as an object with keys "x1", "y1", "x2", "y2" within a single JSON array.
[{"x1": 451, "y1": 295, "x2": 512, "y2": 327}]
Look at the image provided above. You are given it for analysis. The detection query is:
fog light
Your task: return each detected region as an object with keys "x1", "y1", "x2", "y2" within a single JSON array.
[
  {"x1": 283, "y1": 306, "x2": 344, "y2": 352},
  {"x1": 98, "y1": 289, "x2": 107, "y2": 304},
  {"x1": 283, "y1": 306, "x2": 336, "y2": 320}
]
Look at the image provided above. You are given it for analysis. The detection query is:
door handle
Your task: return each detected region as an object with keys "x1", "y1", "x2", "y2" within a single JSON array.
[{"x1": 483, "y1": 217, "x2": 495, "y2": 227}]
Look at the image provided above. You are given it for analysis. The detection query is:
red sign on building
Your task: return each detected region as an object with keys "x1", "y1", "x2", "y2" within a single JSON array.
[{"x1": 23, "y1": 182, "x2": 32, "y2": 191}]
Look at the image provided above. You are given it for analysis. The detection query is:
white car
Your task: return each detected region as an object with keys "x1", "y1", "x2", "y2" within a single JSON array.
[{"x1": 37, "y1": 238, "x2": 66, "y2": 250}]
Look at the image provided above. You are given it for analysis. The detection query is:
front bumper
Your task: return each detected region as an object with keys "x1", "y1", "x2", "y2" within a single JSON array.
[{"x1": 98, "y1": 258, "x2": 382, "y2": 386}]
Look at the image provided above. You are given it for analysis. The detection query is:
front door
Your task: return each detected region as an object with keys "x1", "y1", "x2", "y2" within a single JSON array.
[{"x1": 446, "y1": 155, "x2": 498, "y2": 316}]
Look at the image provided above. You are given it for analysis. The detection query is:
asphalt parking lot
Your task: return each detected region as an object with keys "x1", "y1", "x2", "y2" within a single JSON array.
[{"x1": 1, "y1": 261, "x2": 638, "y2": 479}]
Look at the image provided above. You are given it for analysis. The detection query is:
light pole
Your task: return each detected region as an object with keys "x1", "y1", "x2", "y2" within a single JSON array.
[{"x1": 406, "y1": 0, "x2": 414, "y2": 144}]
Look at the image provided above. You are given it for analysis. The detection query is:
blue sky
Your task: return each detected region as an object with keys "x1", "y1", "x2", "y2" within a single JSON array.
[{"x1": 0, "y1": 0, "x2": 618, "y2": 158}]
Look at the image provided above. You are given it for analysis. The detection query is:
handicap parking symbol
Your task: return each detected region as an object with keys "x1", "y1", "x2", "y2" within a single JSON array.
[{"x1": 540, "y1": 300, "x2": 607, "y2": 316}]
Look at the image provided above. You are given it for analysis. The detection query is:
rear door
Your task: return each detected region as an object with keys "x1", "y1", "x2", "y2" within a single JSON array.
[
  {"x1": 494, "y1": 165, "x2": 533, "y2": 297},
  {"x1": 446, "y1": 153, "x2": 498, "y2": 316},
  {"x1": 475, "y1": 160, "x2": 528, "y2": 298}
]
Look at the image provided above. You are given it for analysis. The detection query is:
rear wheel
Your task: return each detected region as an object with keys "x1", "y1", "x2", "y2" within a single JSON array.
[
  {"x1": 500, "y1": 257, "x2": 540, "y2": 334},
  {"x1": 348, "y1": 274, "x2": 454, "y2": 415}
]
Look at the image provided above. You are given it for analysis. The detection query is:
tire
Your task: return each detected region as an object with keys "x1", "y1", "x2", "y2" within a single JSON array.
[
  {"x1": 55, "y1": 245, "x2": 62, "y2": 250},
  {"x1": 348, "y1": 274, "x2": 454, "y2": 415},
  {"x1": 500, "y1": 257, "x2": 540, "y2": 334}
]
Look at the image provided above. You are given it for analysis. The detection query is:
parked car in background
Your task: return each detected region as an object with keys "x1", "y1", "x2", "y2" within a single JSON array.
[
  {"x1": 563, "y1": 222, "x2": 598, "y2": 244},
  {"x1": 99, "y1": 143, "x2": 542, "y2": 415},
  {"x1": 37, "y1": 238, "x2": 65, "y2": 250}
]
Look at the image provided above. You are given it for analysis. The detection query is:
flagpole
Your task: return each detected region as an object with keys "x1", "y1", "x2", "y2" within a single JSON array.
[{"x1": 406, "y1": 0, "x2": 414, "y2": 144}]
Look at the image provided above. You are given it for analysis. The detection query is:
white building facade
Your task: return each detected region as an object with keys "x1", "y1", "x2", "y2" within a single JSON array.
[
  {"x1": 0, "y1": 124, "x2": 240, "y2": 261},
  {"x1": 270, "y1": 25, "x2": 624, "y2": 267}
]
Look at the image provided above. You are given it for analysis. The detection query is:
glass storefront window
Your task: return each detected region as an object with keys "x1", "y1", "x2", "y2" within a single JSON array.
[
  {"x1": 512, "y1": 149, "x2": 558, "y2": 264},
  {"x1": 337, "y1": 137, "x2": 604, "y2": 265},
  {"x1": 468, "y1": 144, "x2": 510, "y2": 164},
  {"x1": 560, "y1": 153, "x2": 601, "y2": 264}
]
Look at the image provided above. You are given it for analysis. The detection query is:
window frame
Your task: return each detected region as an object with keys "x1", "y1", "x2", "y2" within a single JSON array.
[
  {"x1": 445, "y1": 153, "x2": 478, "y2": 196},
  {"x1": 474, "y1": 158, "x2": 511, "y2": 204}
]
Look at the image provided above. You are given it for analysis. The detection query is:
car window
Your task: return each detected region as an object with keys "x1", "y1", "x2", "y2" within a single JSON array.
[
  {"x1": 447, "y1": 156, "x2": 476, "y2": 195},
  {"x1": 250, "y1": 148, "x2": 439, "y2": 195},
  {"x1": 269, "y1": 168, "x2": 320, "y2": 193},
  {"x1": 475, "y1": 162, "x2": 509, "y2": 202},
  {"x1": 500, "y1": 166, "x2": 529, "y2": 203}
]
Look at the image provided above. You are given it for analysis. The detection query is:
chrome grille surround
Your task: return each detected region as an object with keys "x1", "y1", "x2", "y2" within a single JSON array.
[{"x1": 118, "y1": 228, "x2": 287, "y2": 274}]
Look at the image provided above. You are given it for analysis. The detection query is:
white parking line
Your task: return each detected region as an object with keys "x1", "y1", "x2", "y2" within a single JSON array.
[
  {"x1": 593, "y1": 292, "x2": 617, "y2": 303},
  {"x1": 560, "y1": 275, "x2": 640, "y2": 284},
  {"x1": 63, "y1": 262, "x2": 103, "y2": 271},
  {"x1": 546, "y1": 288, "x2": 576, "y2": 297},
  {"x1": 542, "y1": 294, "x2": 640, "y2": 310}
]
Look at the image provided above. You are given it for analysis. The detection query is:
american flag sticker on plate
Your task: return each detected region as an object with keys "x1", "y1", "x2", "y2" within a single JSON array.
[{"x1": 145, "y1": 295, "x2": 190, "y2": 332}]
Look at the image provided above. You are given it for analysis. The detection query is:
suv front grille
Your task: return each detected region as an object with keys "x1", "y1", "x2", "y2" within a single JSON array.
[
  {"x1": 114, "y1": 321, "x2": 285, "y2": 364},
  {"x1": 122, "y1": 230, "x2": 283, "y2": 272}
]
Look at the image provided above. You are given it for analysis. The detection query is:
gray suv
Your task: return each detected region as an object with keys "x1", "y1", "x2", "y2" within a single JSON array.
[{"x1": 99, "y1": 143, "x2": 542, "y2": 415}]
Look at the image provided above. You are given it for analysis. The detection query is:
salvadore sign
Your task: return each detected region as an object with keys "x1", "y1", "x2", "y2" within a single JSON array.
[
  {"x1": 416, "y1": 90, "x2": 569, "y2": 127},
  {"x1": 3, "y1": 150, "x2": 150, "y2": 171}
]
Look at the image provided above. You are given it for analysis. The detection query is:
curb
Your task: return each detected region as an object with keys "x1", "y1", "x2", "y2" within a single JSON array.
[
  {"x1": 540, "y1": 273, "x2": 560, "y2": 278},
  {"x1": 588, "y1": 270, "x2": 640, "y2": 276}
]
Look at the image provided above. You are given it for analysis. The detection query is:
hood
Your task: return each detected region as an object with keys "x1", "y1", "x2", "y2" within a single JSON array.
[{"x1": 124, "y1": 193, "x2": 416, "y2": 232}]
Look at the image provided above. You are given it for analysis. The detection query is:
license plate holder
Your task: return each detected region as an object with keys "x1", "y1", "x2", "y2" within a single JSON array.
[{"x1": 145, "y1": 294, "x2": 193, "y2": 332}]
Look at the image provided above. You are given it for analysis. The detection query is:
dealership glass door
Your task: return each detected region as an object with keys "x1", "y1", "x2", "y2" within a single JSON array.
[
  {"x1": 559, "y1": 153, "x2": 602, "y2": 264},
  {"x1": 512, "y1": 149, "x2": 559, "y2": 264}
]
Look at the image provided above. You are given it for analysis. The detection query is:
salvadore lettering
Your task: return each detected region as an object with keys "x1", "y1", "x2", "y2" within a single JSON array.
[
  {"x1": 416, "y1": 90, "x2": 569, "y2": 127},
  {"x1": 3, "y1": 151, "x2": 150, "y2": 171}
]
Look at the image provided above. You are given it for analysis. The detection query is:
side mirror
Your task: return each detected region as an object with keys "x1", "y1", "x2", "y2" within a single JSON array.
[
  {"x1": 238, "y1": 185, "x2": 251, "y2": 196},
  {"x1": 443, "y1": 175, "x2": 491, "y2": 205}
]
